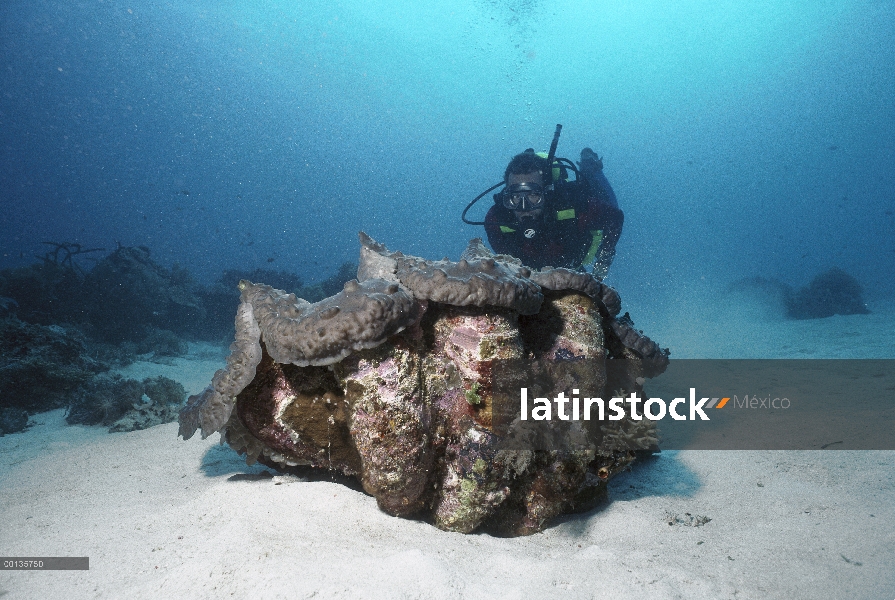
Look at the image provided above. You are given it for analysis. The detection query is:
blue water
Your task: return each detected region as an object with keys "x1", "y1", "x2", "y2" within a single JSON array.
[{"x1": 2, "y1": 0, "x2": 893, "y2": 310}]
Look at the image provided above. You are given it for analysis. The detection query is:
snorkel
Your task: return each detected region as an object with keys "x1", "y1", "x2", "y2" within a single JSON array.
[{"x1": 544, "y1": 123, "x2": 562, "y2": 188}]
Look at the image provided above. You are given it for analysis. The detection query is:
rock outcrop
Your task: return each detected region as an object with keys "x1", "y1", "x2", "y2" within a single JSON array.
[{"x1": 180, "y1": 234, "x2": 670, "y2": 535}]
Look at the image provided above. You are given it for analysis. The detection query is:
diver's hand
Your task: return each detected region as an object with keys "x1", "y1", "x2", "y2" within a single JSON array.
[
  {"x1": 591, "y1": 246, "x2": 615, "y2": 281},
  {"x1": 578, "y1": 147, "x2": 603, "y2": 172}
]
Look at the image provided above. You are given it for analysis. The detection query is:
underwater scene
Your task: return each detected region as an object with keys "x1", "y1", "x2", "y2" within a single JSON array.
[{"x1": 1, "y1": 0, "x2": 893, "y2": 598}]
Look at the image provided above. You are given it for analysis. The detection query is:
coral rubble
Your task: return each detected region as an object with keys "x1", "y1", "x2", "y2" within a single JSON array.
[
  {"x1": 84, "y1": 245, "x2": 204, "y2": 343},
  {"x1": 180, "y1": 234, "x2": 670, "y2": 535},
  {"x1": 786, "y1": 267, "x2": 870, "y2": 319},
  {"x1": 67, "y1": 374, "x2": 187, "y2": 432},
  {"x1": 0, "y1": 316, "x2": 186, "y2": 434},
  {"x1": 0, "y1": 318, "x2": 105, "y2": 415},
  {"x1": 727, "y1": 268, "x2": 870, "y2": 321}
]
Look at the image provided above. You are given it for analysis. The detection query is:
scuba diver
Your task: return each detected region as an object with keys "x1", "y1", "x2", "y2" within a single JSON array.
[{"x1": 462, "y1": 125, "x2": 624, "y2": 280}]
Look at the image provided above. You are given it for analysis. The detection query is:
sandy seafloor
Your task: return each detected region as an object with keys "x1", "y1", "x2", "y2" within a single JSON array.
[{"x1": 1, "y1": 298, "x2": 893, "y2": 599}]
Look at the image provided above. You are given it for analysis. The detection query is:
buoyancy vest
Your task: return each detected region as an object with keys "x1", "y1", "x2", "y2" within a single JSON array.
[{"x1": 493, "y1": 181, "x2": 605, "y2": 270}]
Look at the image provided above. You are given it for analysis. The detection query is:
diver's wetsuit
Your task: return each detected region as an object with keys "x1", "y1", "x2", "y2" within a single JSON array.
[{"x1": 484, "y1": 171, "x2": 623, "y2": 272}]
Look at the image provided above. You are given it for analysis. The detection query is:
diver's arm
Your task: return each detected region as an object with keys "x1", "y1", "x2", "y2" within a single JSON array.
[
  {"x1": 484, "y1": 207, "x2": 513, "y2": 255},
  {"x1": 579, "y1": 149, "x2": 619, "y2": 210},
  {"x1": 588, "y1": 170, "x2": 619, "y2": 210},
  {"x1": 588, "y1": 203, "x2": 624, "y2": 280},
  {"x1": 598, "y1": 205, "x2": 624, "y2": 251}
]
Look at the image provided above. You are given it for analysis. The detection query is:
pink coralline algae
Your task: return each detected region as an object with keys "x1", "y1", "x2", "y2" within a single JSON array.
[{"x1": 179, "y1": 234, "x2": 669, "y2": 535}]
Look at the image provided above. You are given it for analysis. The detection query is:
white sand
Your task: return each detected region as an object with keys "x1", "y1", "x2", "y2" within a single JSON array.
[{"x1": 1, "y1": 309, "x2": 893, "y2": 599}]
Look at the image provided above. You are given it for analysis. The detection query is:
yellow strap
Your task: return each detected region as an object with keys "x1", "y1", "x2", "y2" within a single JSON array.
[
  {"x1": 582, "y1": 230, "x2": 604, "y2": 266},
  {"x1": 535, "y1": 151, "x2": 562, "y2": 182},
  {"x1": 500, "y1": 225, "x2": 516, "y2": 233},
  {"x1": 556, "y1": 209, "x2": 575, "y2": 221}
]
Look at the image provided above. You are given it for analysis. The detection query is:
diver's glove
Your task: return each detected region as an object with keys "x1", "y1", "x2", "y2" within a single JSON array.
[
  {"x1": 591, "y1": 245, "x2": 616, "y2": 281},
  {"x1": 578, "y1": 147, "x2": 604, "y2": 176}
]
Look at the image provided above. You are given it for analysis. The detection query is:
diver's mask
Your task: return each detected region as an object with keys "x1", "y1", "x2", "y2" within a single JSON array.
[
  {"x1": 500, "y1": 182, "x2": 548, "y2": 239},
  {"x1": 501, "y1": 182, "x2": 547, "y2": 211}
]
